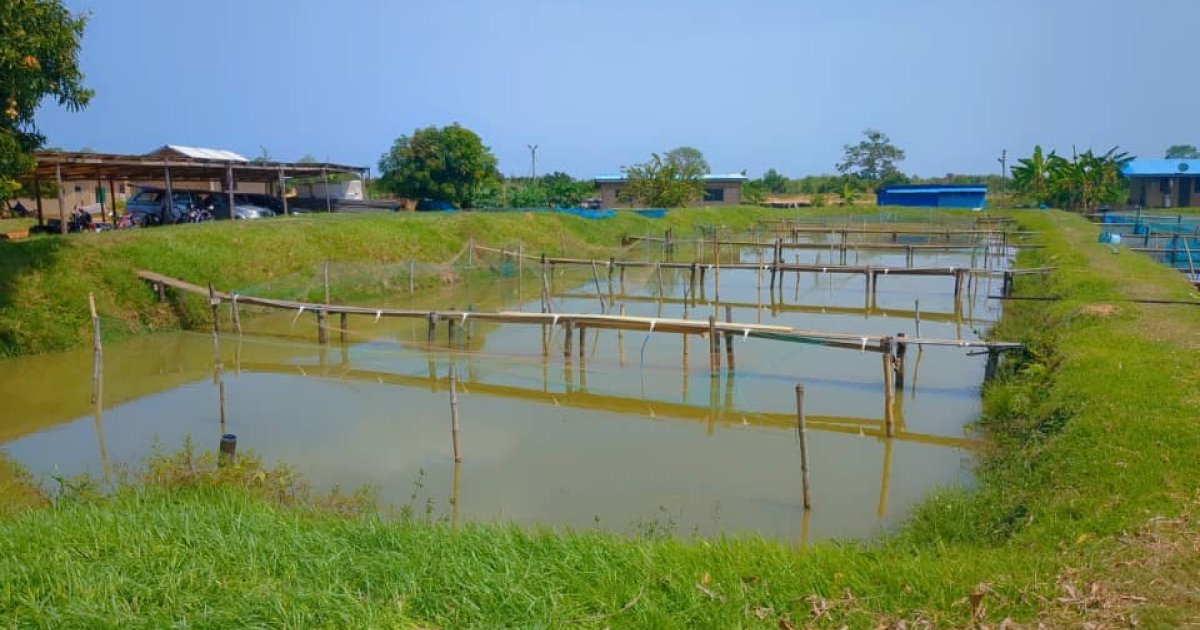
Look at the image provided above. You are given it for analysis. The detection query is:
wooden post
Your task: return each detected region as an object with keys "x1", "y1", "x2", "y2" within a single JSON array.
[
  {"x1": 607, "y1": 257, "x2": 615, "y2": 296},
  {"x1": 322, "y1": 167, "x2": 332, "y2": 213},
  {"x1": 796, "y1": 383, "x2": 811, "y2": 510},
  {"x1": 690, "y1": 263, "x2": 698, "y2": 302},
  {"x1": 882, "y1": 340, "x2": 896, "y2": 438},
  {"x1": 723, "y1": 304, "x2": 735, "y2": 372},
  {"x1": 619, "y1": 263, "x2": 626, "y2": 293},
  {"x1": 448, "y1": 316, "x2": 457, "y2": 345},
  {"x1": 449, "y1": 364, "x2": 462, "y2": 463},
  {"x1": 226, "y1": 163, "x2": 235, "y2": 221},
  {"x1": 55, "y1": 163, "x2": 66, "y2": 234},
  {"x1": 427, "y1": 312, "x2": 438, "y2": 344},
  {"x1": 708, "y1": 315, "x2": 720, "y2": 373},
  {"x1": 578, "y1": 325, "x2": 586, "y2": 363},
  {"x1": 590, "y1": 261, "x2": 606, "y2": 313},
  {"x1": 563, "y1": 319, "x2": 574, "y2": 360},
  {"x1": 713, "y1": 238, "x2": 721, "y2": 302},
  {"x1": 219, "y1": 433, "x2": 237, "y2": 467},
  {"x1": 317, "y1": 310, "x2": 328, "y2": 344},
  {"x1": 279, "y1": 167, "x2": 289, "y2": 216},
  {"x1": 88, "y1": 292, "x2": 102, "y2": 404},
  {"x1": 231, "y1": 295, "x2": 242, "y2": 335},
  {"x1": 914, "y1": 299, "x2": 922, "y2": 338},
  {"x1": 895, "y1": 333, "x2": 907, "y2": 388},
  {"x1": 208, "y1": 283, "x2": 227, "y2": 429},
  {"x1": 340, "y1": 312, "x2": 349, "y2": 344},
  {"x1": 540, "y1": 255, "x2": 553, "y2": 313},
  {"x1": 33, "y1": 172, "x2": 44, "y2": 227}
]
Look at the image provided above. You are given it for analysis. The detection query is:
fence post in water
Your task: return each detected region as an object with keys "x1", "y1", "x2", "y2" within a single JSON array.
[
  {"x1": 449, "y1": 364, "x2": 462, "y2": 463},
  {"x1": 448, "y1": 315, "x2": 457, "y2": 345},
  {"x1": 427, "y1": 312, "x2": 438, "y2": 345},
  {"x1": 895, "y1": 333, "x2": 907, "y2": 388},
  {"x1": 208, "y1": 282, "x2": 227, "y2": 430},
  {"x1": 690, "y1": 263, "x2": 698, "y2": 303},
  {"x1": 340, "y1": 312, "x2": 349, "y2": 345},
  {"x1": 708, "y1": 315, "x2": 721, "y2": 373},
  {"x1": 607, "y1": 257, "x2": 616, "y2": 296},
  {"x1": 218, "y1": 433, "x2": 237, "y2": 467},
  {"x1": 317, "y1": 310, "x2": 328, "y2": 345},
  {"x1": 563, "y1": 319, "x2": 574, "y2": 361},
  {"x1": 882, "y1": 338, "x2": 896, "y2": 438},
  {"x1": 88, "y1": 292, "x2": 102, "y2": 404},
  {"x1": 796, "y1": 383, "x2": 811, "y2": 510},
  {"x1": 578, "y1": 325, "x2": 586, "y2": 364},
  {"x1": 591, "y1": 261, "x2": 606, "y2": 313},
  {"x1": 323, "y1": 260, "x2": 331, "y2": 305},
  {"x1": 540, "y1": 254, "x2": 553, "y2": 313},
  {"x1": 914, "y1": 299, "x2": 922, "y2": 338},
  {"x1": 724, "y1": 304, "x2": 735, "y2": 372}
]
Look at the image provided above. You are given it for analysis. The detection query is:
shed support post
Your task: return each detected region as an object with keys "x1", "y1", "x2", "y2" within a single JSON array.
[
  {"x1": 322, "y1": 167, "x2": 331, "y2": 213},
  {"x1": 33, "y1": 172, "x2": 44, "y2": 226},
  {"x1": 279, "y1": 167, "x2": 289, "y2": 216},
  {"x1": 55, "y1": 163, "x2": 66, "y2": 234},
  {"x1": 226, "y1": 163, "x2": 235, "y2": 221},
  {"x1": 107, "y1": 177, "x2": 117, "y2": 222}
]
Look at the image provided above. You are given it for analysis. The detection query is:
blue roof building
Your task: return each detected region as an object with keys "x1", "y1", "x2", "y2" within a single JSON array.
[
  {"x1": 1121, "y1": 159, "x2": 1200, "y2": 208},
  {"x1": 876, "y1": 184, "x2": 988, "y2": 209}
]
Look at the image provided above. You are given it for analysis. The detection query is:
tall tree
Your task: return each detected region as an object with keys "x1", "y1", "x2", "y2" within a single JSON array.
[
  {"x1": 1165, "y1": 144, "x2": 1200, "y2": 159},
  {"x1": 664, "y1": 146, "x2": 709, "y2": 174},
  {"x1": 621, "y1": 153, "x2": 704, "y2": 208},
  {"x1": 836, "y1": 129, "x2": 905, "y2": 182},
  {"x1": 540, "y1": 171, "x2": 592, "y2": 207},
  {"x1": 377, "y1": 124, "x2": 500, "y2": 208},
  {"x1": 759, "y1": 168, "x2": 789, "y2": 194},
  {"x1": 0, "y1": 0, "x2": 92, "y2": 204},
  {"x1": 1010, "y1": 145, "x2": 1055, "y2": 205},
  {"x1": 1011, "y1": 145, "x2": 1130, "y2": 211}
]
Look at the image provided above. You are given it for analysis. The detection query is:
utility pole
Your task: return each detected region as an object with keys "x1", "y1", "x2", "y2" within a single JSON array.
[
  {"x1": 997, "y1": 149, "x2": 1007, "y2": 194},
  {"x1": 527, "y1": 144, "x2": 538, "y2": 180}
]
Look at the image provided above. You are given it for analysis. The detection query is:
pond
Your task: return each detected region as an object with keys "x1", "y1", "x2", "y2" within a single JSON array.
[{"x1": 0, "y1": 232, "x2": 1011, "y2": 543}]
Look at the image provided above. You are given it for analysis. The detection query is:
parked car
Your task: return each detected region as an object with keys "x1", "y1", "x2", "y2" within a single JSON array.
[
  {"x1": 202, "y1": 193, "x2": 274, "y2": 220},
  {"x1": 235, "y1": 193, "x2": 287, "y2": 215},
  {"x1": 125, "y1": 186, "x2": 275, "y2": 223}
]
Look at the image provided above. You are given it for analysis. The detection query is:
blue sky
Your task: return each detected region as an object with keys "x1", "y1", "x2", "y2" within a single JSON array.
[{"x1": 35, "y1": 0, "x2": 1199, "y2": 179}]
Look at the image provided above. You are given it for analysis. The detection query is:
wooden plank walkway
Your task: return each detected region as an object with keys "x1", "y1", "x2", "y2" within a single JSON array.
[{"x1": 136, "y1": 269, "x2": 1022, "y2": 354}]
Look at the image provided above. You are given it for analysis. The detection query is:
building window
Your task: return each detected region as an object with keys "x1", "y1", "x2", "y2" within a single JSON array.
[
  {"x1": 703, "y1": 187, "x2": 725, "y2": 202},
  {"x1": 1160, "y1": 178, "x2": 1172, "y2": 194}
]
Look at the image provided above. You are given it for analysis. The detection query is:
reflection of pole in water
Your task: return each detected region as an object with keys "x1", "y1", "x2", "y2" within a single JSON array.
[
  {"x1": 877, "y1": 436, "x2": 894, "y2": 518},
  {"x1": 88, "y1": 293, "x2": 110, "y2": 483},
  {"x1": 451, "y1": 460, "x2": 462, "y2": 530},
  {"x1": 706, "y1": 374, "x2": 719, "y2": 436},
  {"x1": 909, "y1": 346, "x2": 925, "y2": 399},
  {"x1": 449, "y1": 364, "x2": 462, "y2": 463}
]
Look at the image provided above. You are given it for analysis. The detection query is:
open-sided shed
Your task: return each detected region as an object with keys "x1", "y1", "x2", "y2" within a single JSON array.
[{"x1": 21, "y1": 150, "x2": 367, "y2": 232}]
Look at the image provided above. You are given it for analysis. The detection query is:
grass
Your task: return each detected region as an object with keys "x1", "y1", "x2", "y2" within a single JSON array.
[
  {"x1": 1, "y1": 209, "x2": 1198, "y2": 626},
  {"x1": 0, "y1": 205, "x2": 965, "y2": 358}
]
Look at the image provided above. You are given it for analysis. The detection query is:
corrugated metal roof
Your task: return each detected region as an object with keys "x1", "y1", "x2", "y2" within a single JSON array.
[
  {"x1": 1122, "y1": 159, "x2": 1200, "y2": 177},
  {"x1": 878, "y1": 185, "x2": 987, "y2": 194},
  {"x1": 594, "y1": 173, "x2": 748, "y2": 183},
  {"x1": 149, "y1": 145, "x2": 250, "y2": 162}
]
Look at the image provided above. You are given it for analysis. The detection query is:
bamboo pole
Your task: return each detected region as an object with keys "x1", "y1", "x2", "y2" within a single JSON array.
[
  {"x1": 88, "y1": 293, "x2": 102, "y2": 404},
  {"x1": 449, "y1": 364, "x2": 462, "y2": 463},
  {"x1": 796, "y1": 383, "x2": 811, "y2": 510},
  {"x1": 590, "y1": 261, "x2": 606, "y2": 313},
  {"x1": 724, "y1": 304, "x2": 735, "y2": 372},
  {"x1": 541, "y1": 255, "x2": 553, "y2": 313},
  {"x1": 708, "y1": 315, "x2": 720, "y2": 373},
  {"x1": 882, "y1": 343, "x2": 896, "y2": 438},
  {"x1": 208, "y1": 283, "x2": 227, "y2": 429}
]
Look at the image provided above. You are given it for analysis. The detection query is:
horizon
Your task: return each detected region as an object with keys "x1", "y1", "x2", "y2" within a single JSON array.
[{"x1": 33, "y1": 0, "x2": 1200, "y2": 180}]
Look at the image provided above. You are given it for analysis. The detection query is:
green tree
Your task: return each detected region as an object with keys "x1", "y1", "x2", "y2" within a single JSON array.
[
  {"x1": 836, "y1": 129, "x2": 905, "y2": 182},
  {"x1": 1012, "y1": 145, "x2": 1130, "y2": 211},
  {"x1": 1165, "y1": 144, "x2": 1200, "y2": 159},
  {"x1": 664, "y1": 146, "x2": 709, "y2": 174},
  {"x1": 378, "y1": 124, "x2": 500, "y2": 208},
  {"x1": 620, "y1": 153, "x2": 704, "y2": 208},
  {"x1": 1010, "y1": 146, "x2": 1055, "y2": 206},
  {"x1": 540, "y1": 172, "x2": 592, "y2": 207},
  {"x1": 507, "y1": 180, "x2": 548, "y2": 208},
  {"x1": 759, "y1": 168, "x2": 789, "y2": 194},
  {"x1": 741, "y1": 179, "x2": 767, "y2": 205},
  {"x1": 0, "y1": 0, "x2": 92, "y2": 208}
]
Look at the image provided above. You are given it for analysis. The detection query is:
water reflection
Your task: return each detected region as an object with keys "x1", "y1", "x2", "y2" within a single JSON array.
[{"x1": 0, "y1": 236, "x2": 1013, "y2": 542}]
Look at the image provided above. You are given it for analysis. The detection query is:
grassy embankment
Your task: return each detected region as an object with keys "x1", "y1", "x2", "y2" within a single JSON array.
[
  {"x1": 0, "y1": 206, "x2": 872, "y2": 358},
  {"x1": 1, "y1": 209, "x2": 1198, "y2": 626}
]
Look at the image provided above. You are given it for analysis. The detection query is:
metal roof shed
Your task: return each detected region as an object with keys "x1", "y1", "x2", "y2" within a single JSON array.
[
  {"x1": 877, "y1": 184, "x2": 988, "y2": 209},
  {"x1": 23, "y1": 150, "x2": 367, "y2": 232}
]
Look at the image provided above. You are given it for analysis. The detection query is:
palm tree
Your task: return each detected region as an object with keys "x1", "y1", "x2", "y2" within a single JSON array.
[{"x1": 1010, "y1": 145, "x2": 1055, "y2": 206}]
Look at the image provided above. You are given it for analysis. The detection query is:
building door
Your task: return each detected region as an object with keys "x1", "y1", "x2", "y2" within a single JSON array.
[{"x1": 1181, "y1": 178, "x2": 1193, "y2": 208}]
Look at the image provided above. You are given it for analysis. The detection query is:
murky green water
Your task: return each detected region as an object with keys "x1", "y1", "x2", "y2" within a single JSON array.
[{"x1": 0, "y1": 234, "x2": 1009, "y2": 543}]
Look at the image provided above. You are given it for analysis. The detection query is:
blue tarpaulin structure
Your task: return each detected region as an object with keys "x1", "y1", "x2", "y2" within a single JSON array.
[{"x1": 876, "y1": 184, "x2": 987, "y2": 209}]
